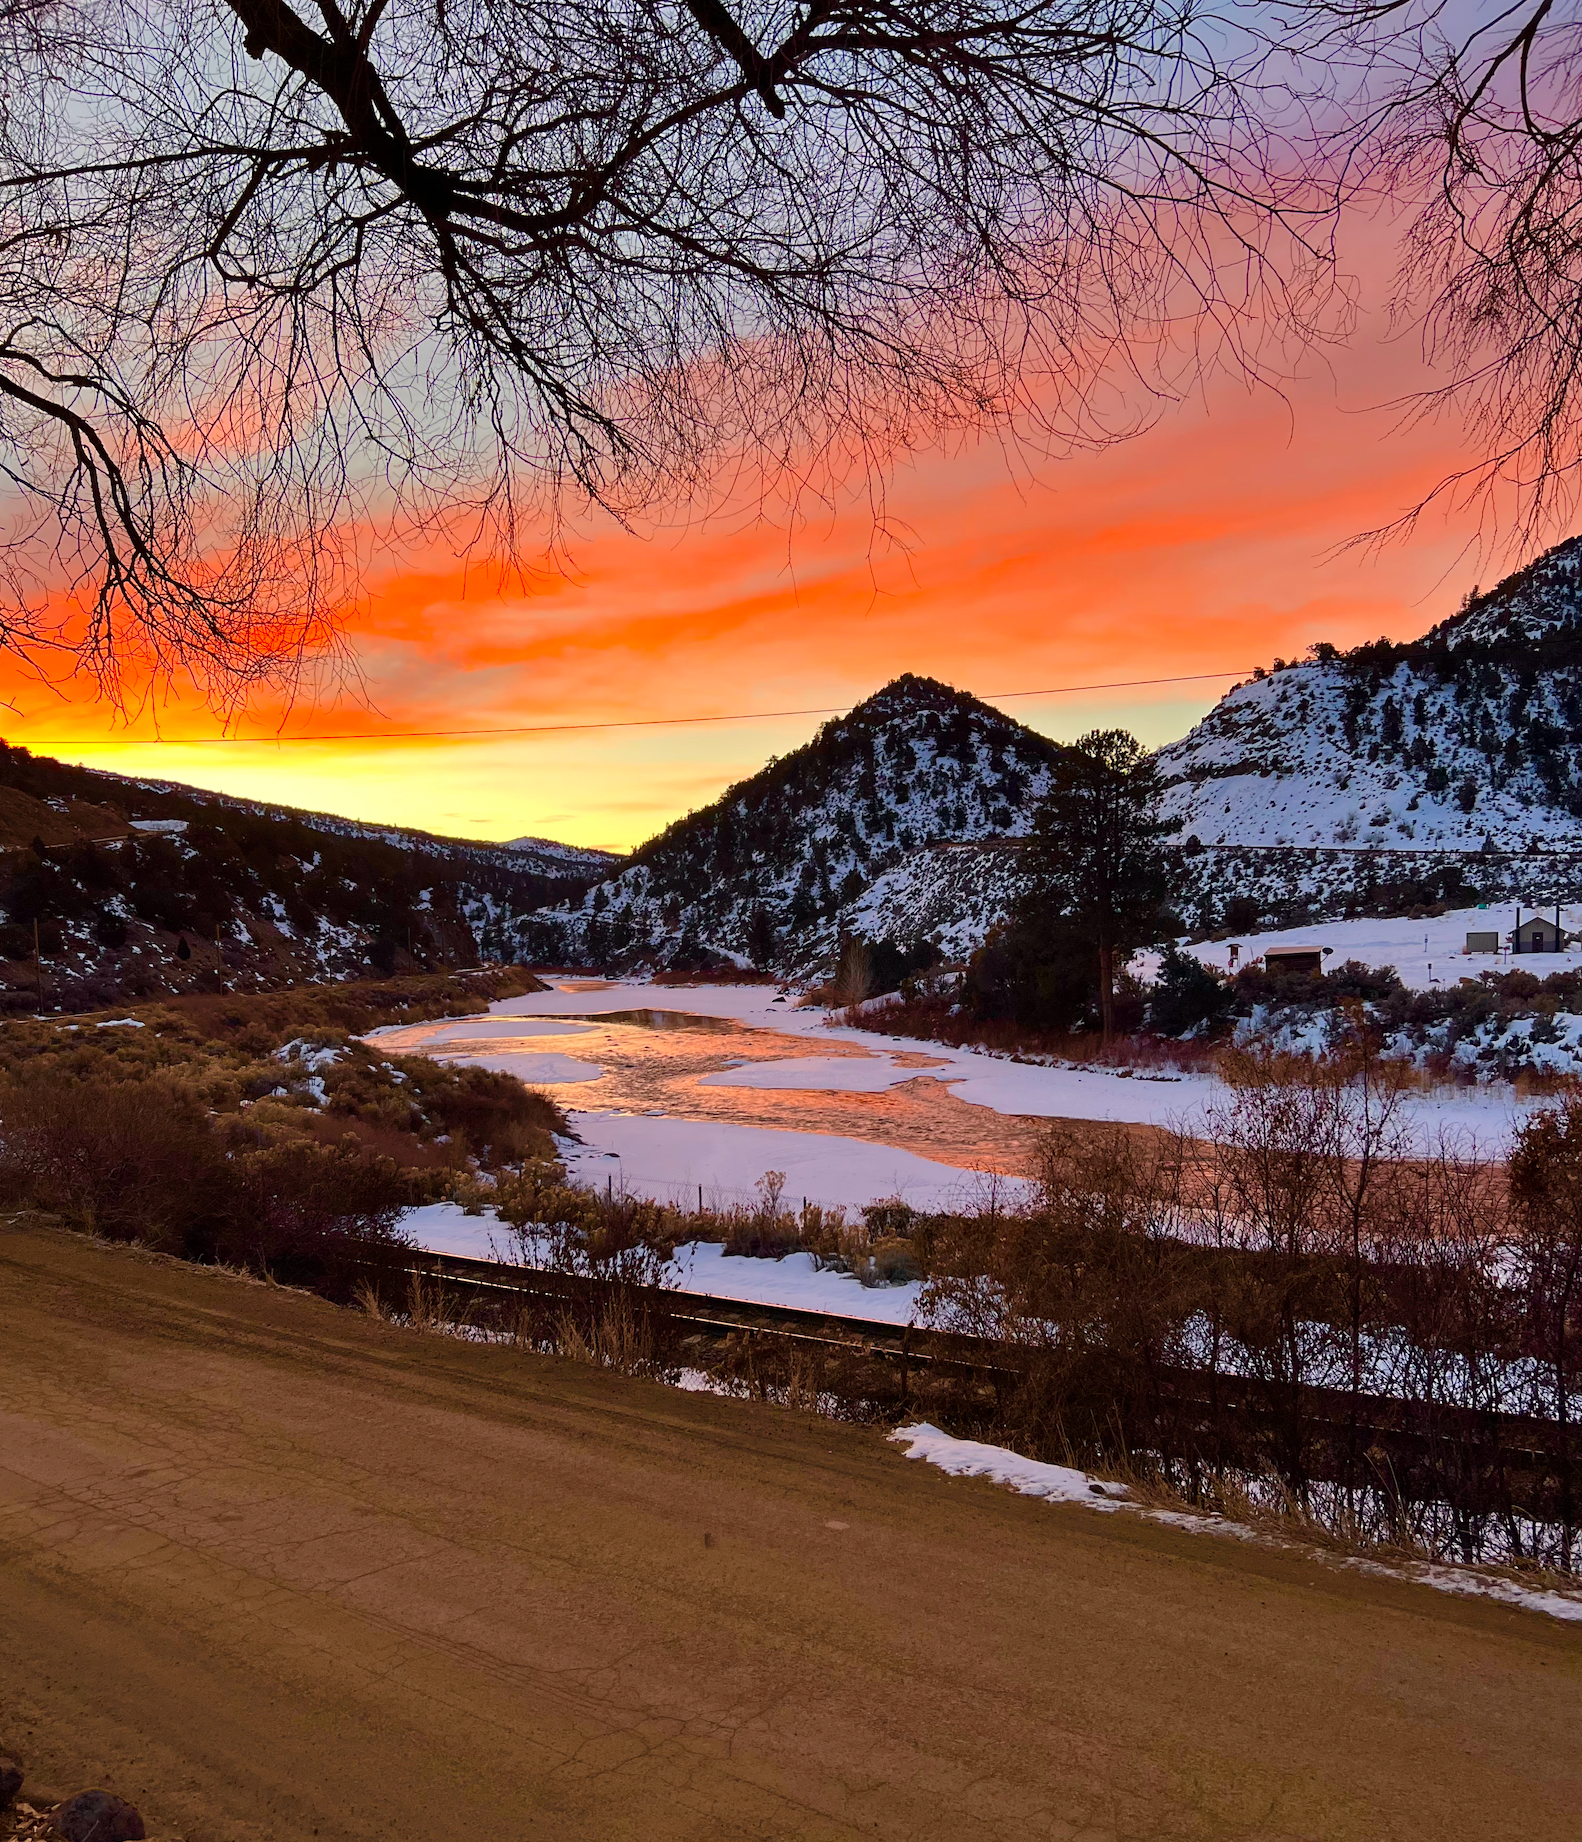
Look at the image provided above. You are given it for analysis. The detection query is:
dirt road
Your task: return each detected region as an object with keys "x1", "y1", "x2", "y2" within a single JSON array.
[{"x1": 3, "y1": 1222, "x2": 1579, "y2": 1841}]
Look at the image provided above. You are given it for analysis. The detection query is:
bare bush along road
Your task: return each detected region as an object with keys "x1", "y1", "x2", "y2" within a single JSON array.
[{"x1": 2, "y1": 1221, "x2": 1579, "y2": 1841}]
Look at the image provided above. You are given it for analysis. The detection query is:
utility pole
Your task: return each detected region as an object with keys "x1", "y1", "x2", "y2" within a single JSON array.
[{"x1": 34, "y1": 918, "x2": 42, "y2": 1014}]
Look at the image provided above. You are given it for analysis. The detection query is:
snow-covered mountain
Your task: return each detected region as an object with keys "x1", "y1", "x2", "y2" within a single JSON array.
[
  {"x1": 1158, "y1": 537, "x2": 1582, "y2": 920},
  {"x1": 503, "y1": 835, "x2": 624, "y2": 875},
  {"x1": 1161, "y1": 537, "x2": 1582, "y2": 855},
  {"x1": 517, "y1": 676, "x2": 1057, "y2": 972},
  {"x1": 520, "y1": 535, "x2": 1582, "y2": 972}
]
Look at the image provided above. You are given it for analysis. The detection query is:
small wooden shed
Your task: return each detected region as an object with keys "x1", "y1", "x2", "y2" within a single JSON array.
[
  {"x1": 1264, "y1": 947, "x2": 1325, "y2": 976},
  {"x1": 1514, "y1": 915, "x2": 1566, "y2": 954}
]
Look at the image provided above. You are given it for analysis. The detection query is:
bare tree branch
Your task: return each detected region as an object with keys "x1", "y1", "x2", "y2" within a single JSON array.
[
  {"x1": 1316, "y1": 1, "x2": 1582, "y2": 549},
  {"x1": 0, "y1": 0, "x2": 1353, "y2": 700}
]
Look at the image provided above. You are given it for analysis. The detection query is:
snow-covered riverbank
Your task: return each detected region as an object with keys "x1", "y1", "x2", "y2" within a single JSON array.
[{"x1": 399, "y1": 1199, "x2": 926, "y2": 1323}]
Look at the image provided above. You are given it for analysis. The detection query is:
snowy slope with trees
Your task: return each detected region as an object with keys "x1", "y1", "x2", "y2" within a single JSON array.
[
  {"x1": 502, "y1": 835, "x2": 623, "y2": 873},
  {"x1": 518, "y1": 537, "x2": 1582, "y2": 974},
  {"x1": 1159, "y1": 539, "x2": 1582, "y2": 853},
  {"x1": 516, "y1": 676, "x2": 1056, "y2": 972},
  {"x1": 0, "y1": 745, "x2": 608, "y2": 1009},
  {"x1": 1156, "y1": 536, "x2": 1582, "y2": 924}
]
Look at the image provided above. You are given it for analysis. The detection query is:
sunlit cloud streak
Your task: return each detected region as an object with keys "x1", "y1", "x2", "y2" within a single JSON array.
[{"x1": 3, "y1": 277, "x2": 1545, "y2": 851}]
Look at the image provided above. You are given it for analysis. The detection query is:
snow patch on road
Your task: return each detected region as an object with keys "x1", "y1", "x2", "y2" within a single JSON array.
[
  {"x1": 890, "y1": 1423, "x2": 1582, "y2": 1624},
  {"x1": 892, "y1": 1423, "x2": 1129, "y2": 1507}
]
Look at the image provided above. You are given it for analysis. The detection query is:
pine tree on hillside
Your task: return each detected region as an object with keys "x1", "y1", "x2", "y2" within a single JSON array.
[
  {"x1": 745, "y1": 905, "x2": 778, "y2": 972},
  {"x1": 1031, "y1": 731, "x2": 1178, "y2": 1044}
]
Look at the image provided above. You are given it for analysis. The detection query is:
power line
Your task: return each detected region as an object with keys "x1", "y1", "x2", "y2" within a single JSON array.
[{"x1": 20, "y1": 669, "x2": 1252, "y2": 749}]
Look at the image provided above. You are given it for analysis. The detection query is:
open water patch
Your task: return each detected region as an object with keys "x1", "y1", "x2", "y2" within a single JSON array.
[{"x1": 560, "y1": 1008, "x2": 741, "y2": 1033}]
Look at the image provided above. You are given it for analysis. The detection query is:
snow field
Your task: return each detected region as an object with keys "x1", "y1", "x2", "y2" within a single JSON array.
[
  {"x1": 558, "y1": 1108, "x2": 1024, "y2": 1213},
  {"x1": 399, "y1": 1200, "x2": 926, "y2": 1324},
  {"x1": 1166, "y1": 902, "x2": 1582, "y2": 992}
]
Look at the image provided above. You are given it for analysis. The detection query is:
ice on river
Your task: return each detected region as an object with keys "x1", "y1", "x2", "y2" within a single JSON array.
[{"x1": 560, "y1": 1109, "x2": 1022, "y2": 1212}]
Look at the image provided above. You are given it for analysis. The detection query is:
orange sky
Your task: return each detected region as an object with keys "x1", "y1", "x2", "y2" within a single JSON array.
[{"x1": 3, "y1": 305, "x2": 1547, "y2": 853}]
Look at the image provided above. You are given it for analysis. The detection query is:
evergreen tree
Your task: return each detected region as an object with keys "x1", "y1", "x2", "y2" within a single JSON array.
[
  {"x1": 1148, "y1": 944, "x2": 1233, "y2": 1038},
  {"x1": 745, "y1": 905, "x2": 778, "y2": 973},
  {"x1": 1029, "y1": 730, "x2": 1177, "y2": 1043}
]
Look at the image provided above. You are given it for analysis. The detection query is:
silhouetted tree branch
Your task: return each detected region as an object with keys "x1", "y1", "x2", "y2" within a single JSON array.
[
  {"x1": 1318, "y1": 0, "x2": 1582, "y2": 545},
  {"x1": 1, "y1": 0, "x2": 1344, "y2": 697}
]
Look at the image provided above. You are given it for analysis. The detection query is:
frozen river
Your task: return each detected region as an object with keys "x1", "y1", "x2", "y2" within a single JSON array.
[{"x1": 370, "y1": 976, "x2": 1541, "y2": 1224}]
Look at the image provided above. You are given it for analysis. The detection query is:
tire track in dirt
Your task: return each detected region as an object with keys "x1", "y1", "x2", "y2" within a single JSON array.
[{"x1": 3, "y1": 1222, "x2": 1580, "y2": 1842}]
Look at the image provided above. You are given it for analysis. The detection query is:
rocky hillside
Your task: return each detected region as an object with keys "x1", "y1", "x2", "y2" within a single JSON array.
[
  {"x1": 0, "y1": 745, "x2": 610, "y2": 1012},
  {"x1": 517, "y1": 676, "x2": 1059, "y2": 973},
  {"x1": 1158, "y1": 536, "x2": 1582, "y2": 925}
]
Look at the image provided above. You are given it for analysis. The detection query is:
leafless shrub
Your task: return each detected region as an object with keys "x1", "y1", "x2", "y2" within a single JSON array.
[
  {"x1": 695, "y1": 1325, "x2": 900, "y2": 1420},
  {"x1": 831, "y1": 940, "x2": 875, "y2": 1022},
  {"x1": 904, "y1": 1041, "x2": 1582, "y2": 1569},
  {"x1": 722, "y1": 1169, "x2": 800, "y2": 1257},
  {"x1": 490, "y1": 1164, "x2": 683, "y2": 1373},
  {"x1": 1508, "y1": 1096, "x2": 1582, "y2": 1567},
  {"x1": 0, "y1": 1071, "x2": 225, "y2": 1247},
  {"x1": 0, "y1": 1069, "x2": 418, "y2": 1294},
  {"x1": 554, "y1": 1292, "x2": 663, "y2": 1375}
]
